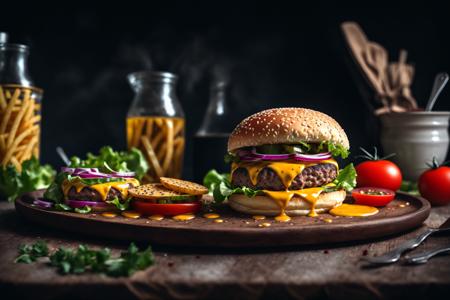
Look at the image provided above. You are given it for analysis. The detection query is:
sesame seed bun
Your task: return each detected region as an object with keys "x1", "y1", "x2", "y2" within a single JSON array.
[
  {"x1": 228, "y1": 190, "x2": 346, "y2": 216},
  {"x1": 227, "y1": 108, "x2": 349, "y2": 152}
]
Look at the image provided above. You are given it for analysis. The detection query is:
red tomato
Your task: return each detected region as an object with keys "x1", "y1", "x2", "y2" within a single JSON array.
[
  {"x1": 356, "y1": 160, "x2": 402, "y2": 191},
  {"x1": 351, "y1": 187, "x2": 395, "y2": 207},
  {"x1": 131, "y1": 201, "x2": 201, "y2": 216},
  {"x1": 418, "y1": 166, "x2": 450, "y2": 206}
]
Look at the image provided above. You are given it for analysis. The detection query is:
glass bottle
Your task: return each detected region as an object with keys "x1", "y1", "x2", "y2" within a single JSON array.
[
  {"x1": 193, "y1": 80, "x2": 235, "y2": 182},
  {"x1": 0, "y1": 42, "x2": 43, "y2": 171},
  {"x1": 126, "y1": 71, "x2": 185, "y2": 182}
]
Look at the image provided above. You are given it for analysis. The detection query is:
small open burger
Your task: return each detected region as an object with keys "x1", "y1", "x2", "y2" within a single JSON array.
[
  {"x1": 128, "y1": 177, "x2": 208, "y2": 216},
  {"x1": 44, "y1": 167, "x2": 140, "y2": 212},
  {"x1": 219, "y1": 107, "x2": 356, "y2": 221}
]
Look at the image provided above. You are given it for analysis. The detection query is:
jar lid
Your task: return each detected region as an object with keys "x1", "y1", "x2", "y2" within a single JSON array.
[
  {"x1": 128, "y1": 71, "x2": 178, "y2": 85},
  {"x1": 0, "y1": 43, "x2": 29, "y2": 52}
]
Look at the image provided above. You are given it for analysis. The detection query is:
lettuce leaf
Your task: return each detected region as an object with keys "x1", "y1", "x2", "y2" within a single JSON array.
[
  {"x1": 69, "y1": 146, "x2": 148, "y2": 180},
  {"x1": 325, "y1": 163, "x2": 357, "y2": 192},
  {"x1": 0, "y1": 157, "x2": 55, "y2": 202},
  {"x1": 203, "y1": 169, "x2": 261, "y2": 203},
  {"x1": 43, "y1": 172, "x2": 69, "y2": 203},
  {"x1": 106, "y1": 197, "x2": 130, "y2": 211},
  {"x1": 318, "y1": 141, "x2": 349, "y2": 159}
]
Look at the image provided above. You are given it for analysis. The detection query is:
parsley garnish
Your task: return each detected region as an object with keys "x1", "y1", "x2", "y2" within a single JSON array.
[{"x1": 15, "y1": 241, "x2": 154, "y2": 277}]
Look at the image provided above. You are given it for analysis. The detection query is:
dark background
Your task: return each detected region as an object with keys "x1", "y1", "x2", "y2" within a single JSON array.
[{"x1": 1, "y1": 3, "x2": 450, "y2": 179}]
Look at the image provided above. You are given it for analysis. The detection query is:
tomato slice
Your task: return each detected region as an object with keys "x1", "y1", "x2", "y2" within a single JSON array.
[
  {"x1": 351, "y1": 187, "x2": 395, "y2": 207},
  {"x1": 131, "y1": 200, "x2": 201, "y2": 216}
]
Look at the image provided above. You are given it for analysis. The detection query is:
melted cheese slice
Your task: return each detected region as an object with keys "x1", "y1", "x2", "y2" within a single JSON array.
[
  {"x1": 62, "y1": 178, "x2": 139, "y2": 201},
  {"x1": 264, "y1": 187, "x2": 324, "y2": 218},
  {"x1": 232, "y1": 159, "x2": 338, "y2": 219}
]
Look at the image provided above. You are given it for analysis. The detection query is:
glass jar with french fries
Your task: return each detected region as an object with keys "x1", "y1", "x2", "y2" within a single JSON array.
[
  {"x1": 0, "y1": 43, "x2": 43, "y2": 171},
  {"x1": 127, "y1": 71, "x2": 185, "y2": 183}
]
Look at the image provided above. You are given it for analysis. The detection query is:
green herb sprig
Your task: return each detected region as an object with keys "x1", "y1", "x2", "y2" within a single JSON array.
[{"x1": 15, "y1": 241, "x2": 154, "y2": 277}]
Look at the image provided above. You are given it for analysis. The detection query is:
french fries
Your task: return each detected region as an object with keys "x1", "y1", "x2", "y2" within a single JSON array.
[
  {"x1": 0, "y1": 85, "x2": 42, "y2": 171},
  {"x1": 127, "y1": 116, "x2": 185, "y2": 182}
]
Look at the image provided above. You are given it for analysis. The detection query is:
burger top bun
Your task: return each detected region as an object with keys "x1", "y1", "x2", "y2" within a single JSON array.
[{"x1": 227, "y1": 107, "x2": 349, "y2": 152}]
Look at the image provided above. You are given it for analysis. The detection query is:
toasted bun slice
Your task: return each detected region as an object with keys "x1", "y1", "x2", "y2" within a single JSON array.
[
  {"x1": 160, "y1": 177, "x2": 208, "y2": 195},
  {"x1": 228, "y1": 190, "x2": 346, "y2": 216},
  {"x1": 228, "y1": 108, "x2": 349, "y2": 152}
]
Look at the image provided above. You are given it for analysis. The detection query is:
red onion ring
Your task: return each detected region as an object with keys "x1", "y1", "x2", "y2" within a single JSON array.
[
  {"x1": 33, "y1": 198, "x2": 54, "y2": 208},
  {"x1": 250, "y1": 149, "x2": 292, "y2": 160},
  {"x1": 110, "y1": 171, "x2": 136, "y2": 178},
  {"x1": 237, "y1": 148, "x2": 332, "y2": 162},
  {"x1": 65, "y1": 199, "x2": 110, "y2": 208},
  {"x1": 60, "y1": 167, "x2": 134, "y2": 178},
  {"x1": 293, "y1": 152, "x2": 332, "y2": 161}
]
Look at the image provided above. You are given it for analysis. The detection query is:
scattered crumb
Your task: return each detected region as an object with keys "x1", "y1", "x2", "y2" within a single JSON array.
[
  {"x1": 323, "y1": 250, "x2": 329, "y2": 254},
  {"x1": 362, "y1": 249, "x2": 368, "y2": 256}
]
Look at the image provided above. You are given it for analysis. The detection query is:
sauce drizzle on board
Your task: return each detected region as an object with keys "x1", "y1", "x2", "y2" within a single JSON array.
[
  {"x1": 329, "y1": 204, "x2": 378, "y2": 217},
  {"x1": 172, "y1": 214, "x2": 195, "y2": 221},
  {"x1": 101, "y1": 212, "x2": 117, "y2": 218},
  {"x1": 203, "y1": 213, "x2": 220, "y2": 219},
  {"x1": 122, "y1": 211, "x2": 141, "y2": 219},
  {"x1": 149, "y1": 214, "x2": 164, "y2": 221}
]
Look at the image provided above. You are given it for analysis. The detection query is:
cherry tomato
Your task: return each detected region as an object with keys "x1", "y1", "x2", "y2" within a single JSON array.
[
  {"x1": 356, "y1": 160, "x2": 402, "y2": 191},
  {"x1": 351, "y1": 187, "x2": 395, "y2": 207},
  {"x1": 419, "y1": 166, "x2": 450, "y2": 206},
  {"x1": 131, "y1": 201, "x2": 201, "y2": 216}
]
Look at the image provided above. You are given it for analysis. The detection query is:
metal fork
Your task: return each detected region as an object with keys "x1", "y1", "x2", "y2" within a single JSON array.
[
  {"x1": 361, "y1": 228, "x2": 438, "y2": 265},
  {"x1": 405, "y1": 245, "x2": 450, "y2": 264},
  {"x1": 362, "y1": 218, "x2": 450, "y2": 265}
]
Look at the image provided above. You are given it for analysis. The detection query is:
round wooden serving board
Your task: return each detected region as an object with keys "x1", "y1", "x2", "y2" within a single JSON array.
[{"x1": 15, "y1": 190, "x2": 430, "y2": 248}]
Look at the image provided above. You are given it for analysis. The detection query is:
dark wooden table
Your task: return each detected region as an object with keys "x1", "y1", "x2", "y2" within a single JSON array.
[{"x1": 1, "y1": 201, "x2": 449, "y2": 300}]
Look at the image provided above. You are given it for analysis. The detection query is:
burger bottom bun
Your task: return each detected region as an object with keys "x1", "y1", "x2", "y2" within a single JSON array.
[{"x1": 228, "y1": 190, "x2": 346, "y2": 216}]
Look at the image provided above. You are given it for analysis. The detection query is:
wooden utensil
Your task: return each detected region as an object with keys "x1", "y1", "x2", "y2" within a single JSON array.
[{"x1": 16, "y1": 190, "x2": 430, "y2": 248}]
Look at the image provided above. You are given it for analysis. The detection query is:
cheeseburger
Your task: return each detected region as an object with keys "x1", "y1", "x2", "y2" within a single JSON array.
[{"x1": 225, "y1": 107, "x2": 354, "y2": 221}]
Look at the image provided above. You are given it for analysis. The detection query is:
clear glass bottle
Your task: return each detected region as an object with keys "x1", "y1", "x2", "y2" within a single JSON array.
[
  {"x1": 0, "y1": 42, "x2": 43, "y2": 171},
  {"x1": 193, "y1": 79, "x2": 236, "y2": 182},
  {"x1": 126, "y1": 71, "x2": 185, "y2": 182}
]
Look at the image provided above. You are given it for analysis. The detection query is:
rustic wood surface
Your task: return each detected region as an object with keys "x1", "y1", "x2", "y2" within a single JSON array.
[
  {"x1": 1, "y1": 201, "x2": 449, "y2": 300},
  {"x1": 14, "y1": 191, "x2": 430, "y2": 247}
]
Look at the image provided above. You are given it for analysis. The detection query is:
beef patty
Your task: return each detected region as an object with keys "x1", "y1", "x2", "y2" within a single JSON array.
[
  {"x1": 67, "y1": 184, "x2": 134, "y2": 202},
  {"x1": 231, "y1": 163, "x2": 337, "y2": 190}
]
